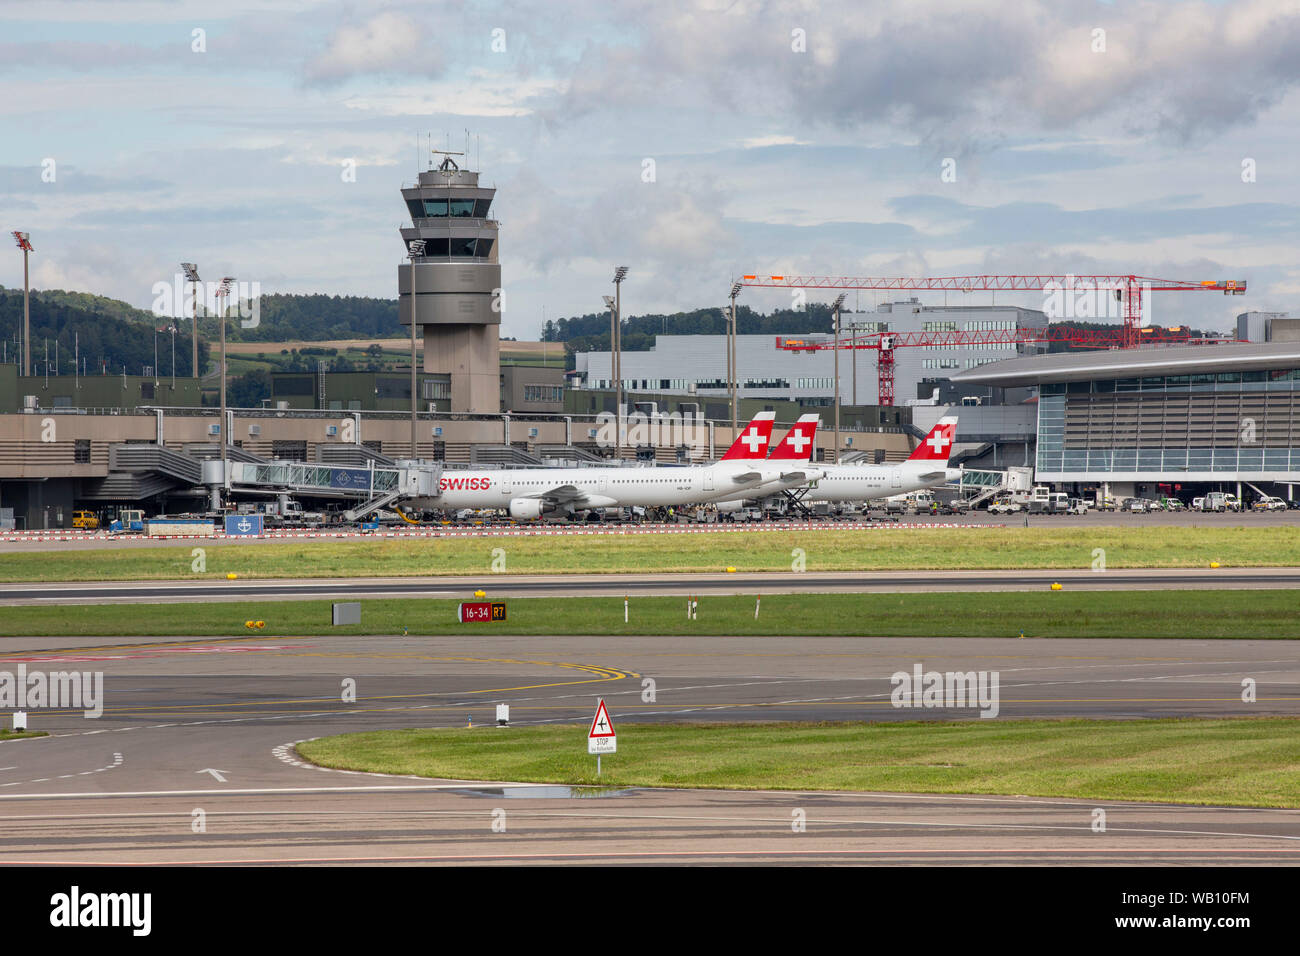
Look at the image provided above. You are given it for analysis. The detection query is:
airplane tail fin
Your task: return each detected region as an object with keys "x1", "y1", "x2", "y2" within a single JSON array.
[
  {"x1": 907, "y1": 416, "x2": 957, "y2": 462},
  {"x1": 720, "y1": 412, "x2": 776, "y2": 460},
  {"x1": 768, "y1": 414, "x2": 820, "y2": 461}
]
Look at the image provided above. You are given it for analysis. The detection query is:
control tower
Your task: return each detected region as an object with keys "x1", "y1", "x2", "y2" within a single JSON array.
[{"x1": 398, "y1": 152, "x2": 500, "y2": 413}]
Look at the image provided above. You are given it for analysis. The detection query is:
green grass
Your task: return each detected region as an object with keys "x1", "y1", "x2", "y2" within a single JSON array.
[
  {"x1": 297, "y1": 718, "x2": 1300, "y2": 807},
  {"x1": 2, "y1": 526, "x2": 1298, "y2": 582},
  {"x1": 7, "y1": 590, "x2": 1300, "y2": 638}
]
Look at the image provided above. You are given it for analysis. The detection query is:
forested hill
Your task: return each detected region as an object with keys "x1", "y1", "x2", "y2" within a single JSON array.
[
  {"x1": 225, "y1": 294, "x2": 401, "y2": 342},
  {"x1": 542, "y1": 304, "x2": 838, "y2": 353},
  {"x1": 0, "y1": 287, "x2": 208, "y2": 376}
]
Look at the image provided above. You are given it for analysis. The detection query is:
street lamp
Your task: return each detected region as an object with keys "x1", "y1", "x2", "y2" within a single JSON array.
[
  {"x1": 11, "y1": 232, "x2": 32, "y2": 377},
  {"x1": 181, "y1": 262, "x2": 200, "y2": 382},
  {"x1": 215, "y1": 276, "x2": 236, "y2": 490},
  {"x1": 612, "y1": 266, "x2": 628, "y2": 457},
  {"x1": 407, "y1": 239, "x2": 426, "y2": 458},
  {"x1": 831, "y1": 293, "x2": 847, "y2": 464},
  {"x1": 728, "y1": 281, "x2": 742, "y2": 437},
  {"x1": 602, "y1": 295, "x2": 617, "y2": 456}
]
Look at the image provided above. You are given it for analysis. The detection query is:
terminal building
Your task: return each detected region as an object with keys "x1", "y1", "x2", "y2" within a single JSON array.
[{"x1": 952, "y1": 337, "x2": 1300, "y2": 501}]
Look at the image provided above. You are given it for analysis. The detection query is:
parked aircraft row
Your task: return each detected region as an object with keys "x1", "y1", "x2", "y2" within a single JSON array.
[{"x1": 425, "y1": 413, "x2": 959, "y2": 520}]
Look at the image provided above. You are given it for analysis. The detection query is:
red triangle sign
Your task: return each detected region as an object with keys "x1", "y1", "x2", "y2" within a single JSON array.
[{"x1": 588, "y1": 699, "x2": 616, "y2": 738}]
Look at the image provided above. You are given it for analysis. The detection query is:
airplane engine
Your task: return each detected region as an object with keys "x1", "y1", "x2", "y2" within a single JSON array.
[
  {"x1": 713, "y1": 499, "x2": 748, "y2": 513},
  {"x1": 508, "y1": 498, "x2": 546, "y2": 520}
]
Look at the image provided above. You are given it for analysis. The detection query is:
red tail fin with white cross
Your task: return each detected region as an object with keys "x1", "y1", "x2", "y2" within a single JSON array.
[
  {"x1": 768, "y1": 414, "x2": 820, "y2": 461},
  {"x1": 720, "y1": 412, "x2": 776, "y2": 460},
  {"x1": 908, "y1": 417, "x2": 957, "y2": 462}
]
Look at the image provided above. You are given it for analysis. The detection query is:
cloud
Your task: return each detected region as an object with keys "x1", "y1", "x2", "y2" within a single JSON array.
[
  {"x1": 305, "y1": 12, "x2": 436, "y2": 85},
  {"x1": 547, "y1": 0, "x2": 1300, "y2": 145}
]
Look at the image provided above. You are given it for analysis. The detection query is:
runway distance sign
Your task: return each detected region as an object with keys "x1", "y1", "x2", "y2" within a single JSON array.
[{"x1": 458, "y1": 602, "x2": 507, "y2": 623}]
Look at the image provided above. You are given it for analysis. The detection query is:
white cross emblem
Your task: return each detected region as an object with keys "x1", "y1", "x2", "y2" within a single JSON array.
[
  {"x1": 787, "y1": 429, "x2": 810, "y2": 453},
  {"x1": 741, "y1": 427, "x2": 765, "y2": 453},
  {"x1": 928, "y1": 430, "x2": 952, "y2": 454}
]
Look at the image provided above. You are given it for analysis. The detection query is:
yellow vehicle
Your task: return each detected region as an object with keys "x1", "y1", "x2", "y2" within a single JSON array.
[{"x1": 72, "y1": 510, "x2": 99, "y2": 530}]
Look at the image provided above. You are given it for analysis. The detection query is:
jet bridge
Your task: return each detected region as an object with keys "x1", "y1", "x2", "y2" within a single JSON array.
[{"x1": 213, "y1": 459, "x2": 443, "y2": 518}]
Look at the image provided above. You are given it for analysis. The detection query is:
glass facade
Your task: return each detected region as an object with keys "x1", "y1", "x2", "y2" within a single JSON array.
[
  {"x1": 1037, "y1": 370, "x2": 1300, "y2": 478},
  {"x1": 405, "y1": 197, "x2": 493, "y2": 219}
]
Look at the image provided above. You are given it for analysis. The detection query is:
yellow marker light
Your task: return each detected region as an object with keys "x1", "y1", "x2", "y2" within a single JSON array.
[
  {"x1": 1210, "y1": 561, "x2": 1221, "y2": 569},
  {"x1": 1050, "y1": 582, "x2": 1062, "y2": 591},
  {"x1": 227, "y1": 572, "x2": 238, "y2": 580},
  {"x1": 474, "y1": 589, "x2": 486, "y2": 598},
  {"x1": 726, "y1": 566, "x2": 737, "y2": 573}
]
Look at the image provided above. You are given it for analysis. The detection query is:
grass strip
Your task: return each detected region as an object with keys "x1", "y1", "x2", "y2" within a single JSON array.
[
  {"x1": 2, "y1": 525, "x2": 1298, "y2": 582},
  {"x1": 297, "y1": 718, "x2": 1300, "y2": 808},
  {"x1": 5, "y1": 590, "x2": 1300, "y2": 639}
]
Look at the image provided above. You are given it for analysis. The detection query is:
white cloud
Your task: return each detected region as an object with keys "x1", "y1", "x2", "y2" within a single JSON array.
[{"x1": 305, "y1": 12, "x2": 432, "y2": 85}]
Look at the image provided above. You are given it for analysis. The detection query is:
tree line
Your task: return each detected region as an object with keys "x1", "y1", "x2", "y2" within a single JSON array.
[{"x1": 0, "y1": 288, "x2": 208, "y2": 377}]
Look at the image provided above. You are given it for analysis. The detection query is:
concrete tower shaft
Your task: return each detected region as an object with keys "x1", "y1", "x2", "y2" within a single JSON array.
[{"x1": 398, "y1": 157, "x2": 500, "y2": 413}]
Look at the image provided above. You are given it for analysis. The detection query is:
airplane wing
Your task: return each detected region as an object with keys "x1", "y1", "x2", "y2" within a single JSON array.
[
  {"x1": 524, "y1": 484, "x2": 619, "y2": 510},
  {"x1": 534, "y1": 484, "x2": 586, "y2": 504}
]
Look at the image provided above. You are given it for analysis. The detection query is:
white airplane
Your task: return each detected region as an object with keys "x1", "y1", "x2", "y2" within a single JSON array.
[
  {"x1": 793, "y1": 416, "x2": 962, "y2": 507},
  {"x1": 710, "y1": 414, "x2": 824, "y2": 512},
  {"x1": 430, "y1": 412, "x2": 822, "y2": 519}
]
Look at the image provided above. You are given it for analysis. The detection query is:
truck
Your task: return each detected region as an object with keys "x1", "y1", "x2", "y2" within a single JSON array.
[
  {"x1": 238, "y1": 500, "x2": 323, "y2": 528},
  {"x1": 1203, "y1": 492, "x2": 1241, "y2": 513},
  {"x1": 108, "y1": 509, "x2": 145, "y2": 534},
  {"x1": 1026, "y1": 486, "x2": 1068, "y2": 514}
]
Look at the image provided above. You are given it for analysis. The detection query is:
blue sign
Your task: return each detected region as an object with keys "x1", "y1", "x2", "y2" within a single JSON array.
[
  {"x1": 225, "y1": 514, "x2": 264, "y2": 536},
  {"x1": 329, "y1": 468, "x2": 371, "y2": 490}
]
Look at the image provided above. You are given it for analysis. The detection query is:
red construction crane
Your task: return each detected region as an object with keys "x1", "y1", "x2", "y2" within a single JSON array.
[{"x1": 742, "y1": 274, "x2": 1247, "y2": 406}]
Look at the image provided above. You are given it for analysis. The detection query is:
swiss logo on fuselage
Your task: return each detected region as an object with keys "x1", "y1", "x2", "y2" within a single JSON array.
[{"x1": 439, "y1": 475, "x2": 493, "y2": 492}]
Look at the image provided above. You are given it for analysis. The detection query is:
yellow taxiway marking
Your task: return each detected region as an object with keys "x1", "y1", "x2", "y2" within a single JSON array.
[{"x1": 46, "y1": 657, "x2": 637, "y2": 715}]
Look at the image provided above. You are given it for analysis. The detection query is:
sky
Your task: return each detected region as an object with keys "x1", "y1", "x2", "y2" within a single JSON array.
[{"x1": 2, "y1": 0, "x2": 1300, "y2": 338}]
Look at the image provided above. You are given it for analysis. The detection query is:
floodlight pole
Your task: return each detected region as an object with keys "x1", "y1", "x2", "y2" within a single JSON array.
[
  {"x1": 216, "y1": 277, "x2": 235, "y2": 498},
  {"x1": 182, "y1": 263, "x2": 200, "y2": 388},
  {"x1": 613, "y1": 267, "x2": 628, "y2": 456},
  {"x1": 21, "y1": 240, "x2": 30, "y2": 378},
  {"x1": 408, "y1": 240, "x2": 426, "y2": 459},
  {"x1": 11, "y1": 233, "x2": 32, "y2": 377},
  {"x1": 832, "y1": 294, "x2": 846, "y2": 464},
  {"x1": 728, "y1": 282, "x2": 742, "y2": 437}
]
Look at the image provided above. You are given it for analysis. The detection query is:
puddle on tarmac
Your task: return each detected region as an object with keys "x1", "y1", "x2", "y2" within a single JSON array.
[{"x1": 452, "y1": 785, "x2": 635, "y2": 799}]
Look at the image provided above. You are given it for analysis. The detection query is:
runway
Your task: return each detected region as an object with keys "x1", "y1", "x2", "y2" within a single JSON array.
[
  {"x1": 5, "y1": 566, "x2": 1300, "y2": 604},
  {"x1": 0, "y1": 631, "x2": 1296, "y2": 864}
]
